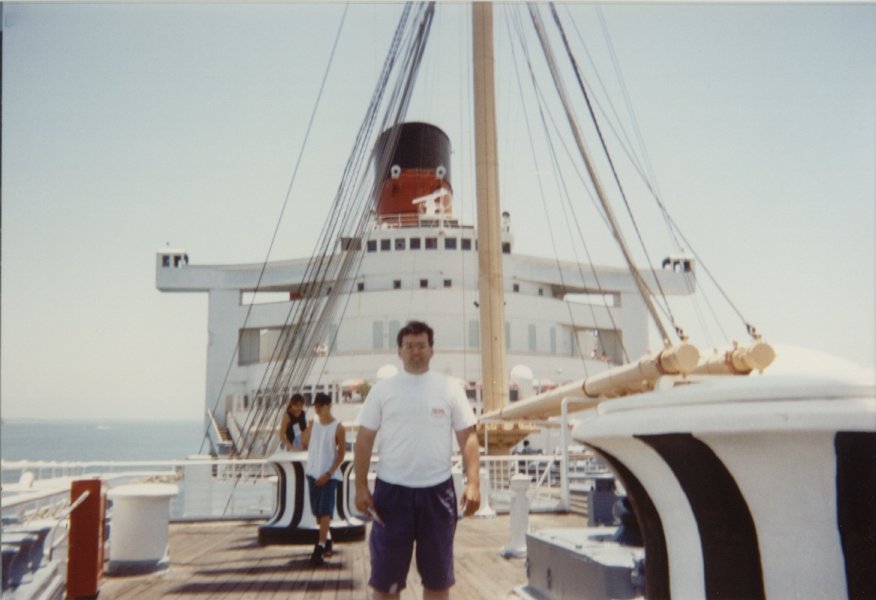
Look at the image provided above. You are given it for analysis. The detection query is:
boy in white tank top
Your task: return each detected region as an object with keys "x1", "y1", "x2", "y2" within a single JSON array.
[{"x1": 301, "y1": 392, "x2": 346, "y2": 566}]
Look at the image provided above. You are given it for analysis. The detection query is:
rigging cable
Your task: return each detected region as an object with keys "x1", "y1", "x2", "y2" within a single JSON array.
[
  {"x1": 515, "y1": 6, "x2": 632, "y2": 364},
  {"x1": 526, "y1": 3, "x2": 676, "y2": 347},
  {"x1": 240, "y1": 2, "x2": 438, "y2": 457},
  {"x1": 544, "y1": 2, "x2": 687, "y2": 342},
  {"x1": 198, "y1": 3, "x2": 350, "y2": 456},
  {"x1": 234, "y1": 2, "x2": 419, "y2": 456},
  {"x1": 566, "y1": 5, "x2": 743, "y2": 345},
  {"x1": 508, "y1": 6, "x2": 631, "y2": 369}
]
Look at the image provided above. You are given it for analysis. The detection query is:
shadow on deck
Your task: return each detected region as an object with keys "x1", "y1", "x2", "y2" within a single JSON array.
[{"x1": 99, "y1": 513, "x2": 579, "y2": 599}]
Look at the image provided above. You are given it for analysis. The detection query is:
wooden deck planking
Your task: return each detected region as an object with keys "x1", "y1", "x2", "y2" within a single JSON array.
[{"x1": 100, "y1": 512, "x2": 579, "y2": 599}]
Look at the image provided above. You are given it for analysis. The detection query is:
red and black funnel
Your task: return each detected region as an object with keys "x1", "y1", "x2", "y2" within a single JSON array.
[{"x1": 373, "y1": 122, "x2": 453, "y2": 224}]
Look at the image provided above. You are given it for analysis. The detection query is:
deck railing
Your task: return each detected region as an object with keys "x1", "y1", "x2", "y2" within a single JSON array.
[{"x1": 2, "y1": 452, "x2": 609, "y2": 523}]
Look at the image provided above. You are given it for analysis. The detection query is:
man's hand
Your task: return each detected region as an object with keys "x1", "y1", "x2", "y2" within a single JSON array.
[
  {"x1": 355, "y1": 485, "x2": 375, "y2": 515},
  {"x1": 460, "y1": 479, "x2": 480, "y2": 517},
  {"x1": 455, "y1": 425, "x2": 482, "y2": 517},
  {"x1": 315, "y1": 473, "x2": 330, "y2": 486}
]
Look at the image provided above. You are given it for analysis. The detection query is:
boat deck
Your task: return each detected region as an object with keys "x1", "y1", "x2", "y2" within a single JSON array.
[{"x1": 99, "y1": 512, "x2": 579, "y2": 599}]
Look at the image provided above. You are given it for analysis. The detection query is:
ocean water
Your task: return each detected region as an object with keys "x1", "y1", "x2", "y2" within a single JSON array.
[{"x1": 1, "y1": 419, "x2": 205, "y2": 463}]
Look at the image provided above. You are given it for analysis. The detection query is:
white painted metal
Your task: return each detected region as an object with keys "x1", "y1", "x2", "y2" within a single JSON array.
[
  {"x1": 106, "y1": 483, "x2": 178, "y2": 572},
  {"x1": 501, "y1": 473, "x2": 531, "y2": 558},
  {"x1": 572, "y1": 374, "x2": 876, "y2": 599}
]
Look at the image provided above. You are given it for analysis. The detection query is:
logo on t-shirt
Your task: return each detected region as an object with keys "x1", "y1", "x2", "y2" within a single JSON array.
[{"x1": 431, "y1": 406, "x2": 448, "y2": 418}]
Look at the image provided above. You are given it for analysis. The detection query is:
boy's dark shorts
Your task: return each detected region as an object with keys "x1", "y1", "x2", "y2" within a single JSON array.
[
  {"x1": 368, "y1": 477, "x2": 457, "y2": 594},
  {"x1": 307, "y1": 476, "x2": 338, "y2": 518}
]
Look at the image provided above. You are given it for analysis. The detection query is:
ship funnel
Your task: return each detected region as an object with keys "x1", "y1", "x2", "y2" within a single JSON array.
[{"x1": 373, "y1": 122, "x2": 453, "y2": 225}]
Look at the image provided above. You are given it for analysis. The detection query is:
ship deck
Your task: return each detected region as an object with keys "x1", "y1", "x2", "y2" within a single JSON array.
[{"x1": 99, "y1": 512, "x2": 579, "y2": 599}]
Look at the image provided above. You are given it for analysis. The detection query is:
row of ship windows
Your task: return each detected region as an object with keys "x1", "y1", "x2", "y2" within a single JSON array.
[
  {"x1": 239, "y1": 322, "x2": 621, "y2": 365},
  {"x1": 354, "y1": 280, "x2": 541, "y2": 294},
  {"x1": 366, "y1": 237, "x2": 512, "y2": 254},
  {"x1": 286, "y1": 280, "x2": 543, "y2": 297}
]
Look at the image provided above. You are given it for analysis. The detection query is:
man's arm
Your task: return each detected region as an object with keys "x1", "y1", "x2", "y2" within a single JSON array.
[
  {"x1": 455, "y1": 425, "x2": 481, "y2": 517},
  {"x1": 278, "y1": 412, "x2": 292, "y2": 448},
  {"x1": 354, "y1": 426, "x2": 378, "y2": 515}
]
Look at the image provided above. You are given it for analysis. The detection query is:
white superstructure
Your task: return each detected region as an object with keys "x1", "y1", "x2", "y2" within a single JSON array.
[
  {"x1": 155, "y1": 123, "x2": 696, "y2": 456},
  {"x1": 158, "y1": 218, "x2": 694, "y2": 454}
]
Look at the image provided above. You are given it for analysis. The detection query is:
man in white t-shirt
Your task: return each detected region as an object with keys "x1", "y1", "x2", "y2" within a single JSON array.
[{"x1": 354, "y1": 320, "x2": 480, "y2": 600}]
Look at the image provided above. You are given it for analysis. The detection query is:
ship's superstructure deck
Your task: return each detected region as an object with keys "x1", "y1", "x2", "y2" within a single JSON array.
[{"x1": 99, "y1": 513, "x2": 577, "y2": 599}]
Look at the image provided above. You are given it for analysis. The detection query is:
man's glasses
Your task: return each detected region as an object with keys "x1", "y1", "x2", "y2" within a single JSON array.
[{"x1": 401, "y1": 342, "x2": 430, "y2": 351}]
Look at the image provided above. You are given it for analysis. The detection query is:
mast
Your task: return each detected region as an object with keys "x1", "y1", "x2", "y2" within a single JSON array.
[
  {"x1": 472, "y1": 3, "x2": 533, "y2": 455},
  {"x1": 472, "y1": 2, "x2": 507, "y2": 415}
]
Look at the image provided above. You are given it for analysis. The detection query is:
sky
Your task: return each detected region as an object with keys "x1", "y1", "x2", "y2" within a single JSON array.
[{"x1": 2, "y1": 2, "x2": 874, "y2": 422}]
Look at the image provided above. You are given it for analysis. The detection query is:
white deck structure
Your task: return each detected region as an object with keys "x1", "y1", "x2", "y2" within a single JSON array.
[{"x1": 156, "y1": 214, "x2": 695, "y2": 456}]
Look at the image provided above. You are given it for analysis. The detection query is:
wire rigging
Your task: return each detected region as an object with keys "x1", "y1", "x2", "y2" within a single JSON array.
[
  {"x1": 234, "y1": 2, "x2": 438, "y2": 458},
  {"x1": 507, "y1": 6, "x2": 631, "y2": 368},
  {"x1": 198, "y1": 4, "x2": 351, "y2": 456},
  {"x1": 544, "y1": 3, "x2": 687, "y2": 343}
]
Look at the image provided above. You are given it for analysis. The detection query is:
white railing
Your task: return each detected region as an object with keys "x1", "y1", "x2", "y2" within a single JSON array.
[
  {"x1": 457, "y1": 452, "x2": 609, "y2": 513},
  {"x1": 2, "y1": 458, "x2": 276, "y2": 522},
  {"x1": 3, "y1": 451, "x2": 610, "y2": 522}
]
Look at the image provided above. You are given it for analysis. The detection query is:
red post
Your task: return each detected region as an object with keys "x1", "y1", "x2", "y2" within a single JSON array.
[{"x1": 67, "y1": 479, "x2": 105, "y2": 599}]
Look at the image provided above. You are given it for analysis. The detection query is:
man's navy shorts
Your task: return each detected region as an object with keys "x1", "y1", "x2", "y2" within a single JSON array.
[
  {"x1": 307, "y1": 476, "x2": 338, "y2": 518},
  {"x1": 368, "y1": 477, "x2": 457, "y2": 594}
]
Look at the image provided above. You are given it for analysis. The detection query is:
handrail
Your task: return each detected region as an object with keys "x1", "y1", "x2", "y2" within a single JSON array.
[
  {"x1": 1, "y1": 487, "x2": 71, "y2": 510},
  {"x1": 58, "y1": 489, "x2": 91, "y2": 519},
  {"x1": 527, "y1": 452, "x2": 560, "y2": 502},
  {"x1": 45, "y1": 489, "x2": 91, "y2": 561},
  {"x1": 2, "y1": 457, "x2": 269, "y2": 471},
  {"x1": 561, "y1": 397, "x2": 602, "y2": 510}
]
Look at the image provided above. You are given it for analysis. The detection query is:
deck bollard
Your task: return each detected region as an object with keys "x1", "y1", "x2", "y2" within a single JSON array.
[
  {"x1": 474, "y1": 467, "x2": 496, "y2": 518},
  {"x1": 105, "y1": 483, "x2": 179, "y2": 575},
  {"x1": 500, "y1": 473, "x2": 530, "y2": 558}
]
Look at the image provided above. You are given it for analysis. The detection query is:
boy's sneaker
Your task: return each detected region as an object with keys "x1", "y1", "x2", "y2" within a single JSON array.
[
  {"x1": 324, "y1": 538, "x2": 333, "y2": 557},
  {"x1": 309, "y1": 543, "x2": 325, "y2": 567}
]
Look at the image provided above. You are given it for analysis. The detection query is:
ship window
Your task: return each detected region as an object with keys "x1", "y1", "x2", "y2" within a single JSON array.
[
  {"x1": 395, "y1": 238, "x2": 406, "y2": 250},
  {"x1": 393, "y1": 280, "x2": 402, "y2": 289},
  {"x1": 162, "y1": 255, "x2": 171, "y2": 267},
  {"x1": 443, "y1": 279, "x2": 451, "y2": 288},
  {"x1": 380, "y1": 239, "x2": 391, "y2": 251},
  {"x1": 357, "y1": 282, "x2": 365, "y2": 292},
  {"x1": 372, "y1": 321, "x2": 384, "y2": 350},
  {"x1": 367, "y1": 240, "x2": 377, "y2": 252},
  {"x1": 469, "y1": 320, "x2": 480, "y2": 349},
  {"x1": 444, "y1": 237, "x2": 457, "y2": 250},
  {"x1": 528, "y1": 324, "x2": 537, "y2": 352},
  {"x1": 341, "y1": 237, "x2": 361, "y2": 251},
  {"x1": 239, "y1": 329, "x2": 260, "y2": 365},
  {"x1": 502, "y1": 242, "x2": 511, "y2": 254},
  {"x1": 425, "y1": 237, "x2": 438, "y2": 250},
  {"x1": 388, "y1": 320, "x2": 400, "y2": 346},
  {"x1": 461, "y1": 238, "x2": 472, "y2": 251},
  {"x1": 513, "y1": 283, "x2": 519, "y2": 293},
  {"x1": 420, "y1": 279, "x2": 428, "y2": 289},
  {"x1": 410, "y1": 237, "x2": 421, "y2": 250},
  {"x1": 538, "y1": 288, "x2": 543, "y2": 296}
]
